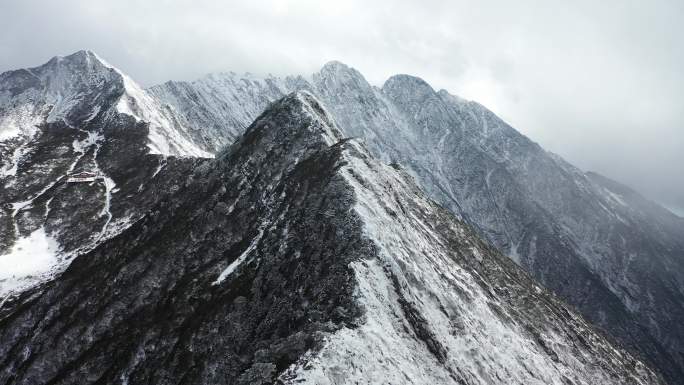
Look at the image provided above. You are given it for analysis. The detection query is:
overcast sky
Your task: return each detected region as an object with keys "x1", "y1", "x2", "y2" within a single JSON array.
[{"x1": 1, "y1": 0, "x2": 683, "y2": 214}]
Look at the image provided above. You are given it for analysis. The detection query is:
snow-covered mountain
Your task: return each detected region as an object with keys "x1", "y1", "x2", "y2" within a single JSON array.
[
  {"x1": 0, "y1": 51, "x2": 204, "y2": 295},
  {"x1": 150, "y1": 61, "x2": 684, "y2": 383},
  {"x1": 0, "y1": 50, "x2": 211, "y2": 158},
  {"x1": 0, "y1": 92, "x2": 663, "y2": 384},
  {"x1": 1, "y1": 50, "x2": 681, "y2": 383}
]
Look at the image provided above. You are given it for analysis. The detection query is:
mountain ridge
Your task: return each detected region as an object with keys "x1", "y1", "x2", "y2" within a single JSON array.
[
  {"x1": 0, "y1": 90, "x2": 664, "y2": 384},
  {"x1": 1, "y1": 51, "x2": 683, "y2": 383},
  {"x1": 148, "y1": 57, "x2": 684, "y2": 383},
  {"x1": 0, "y1": 50, "x2": 203, "y2": 295}
]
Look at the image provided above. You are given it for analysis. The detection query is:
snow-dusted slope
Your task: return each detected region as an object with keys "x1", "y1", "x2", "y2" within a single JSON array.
[
  {"x1": 0, "y1": 50, "x2": 210, "y2": 158},
  {"x1": 0, "y1": 51, "x2": 202, "y2": 297},
  {"x1": 0, "y1": 51, "x2": 116, "y2": 141},
  {"x1": 150, "y1": 61, "x2": 684, "y2": 383},
  {"x1": 147, "y1": 72, "x2": 311, "y2": 152},
  {"x1": 282, "y1": 136, "x2": 658, "y2": 385},
  {"x1": 112, "y1": 65, "x2": 212, "y2": 158},
  {"x1": 0, "y1": 92, "x2": 663, "y2": 384},
  {"x1": 382, "y1": 78, "x2": 684, "y2": 383}
]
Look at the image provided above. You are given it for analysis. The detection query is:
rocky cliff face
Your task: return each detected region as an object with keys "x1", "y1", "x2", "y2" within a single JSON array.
[
  {"x1": 0, "y1": 92, "x2": 663, "y2": 385},
  {"x1": 151, "y1": 61, "x2": 684, "y2": 383}
]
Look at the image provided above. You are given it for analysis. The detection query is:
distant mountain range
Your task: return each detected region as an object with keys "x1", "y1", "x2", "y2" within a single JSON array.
[{"x1": 0, "y1": 50, "x2": 681, "y2": 384}]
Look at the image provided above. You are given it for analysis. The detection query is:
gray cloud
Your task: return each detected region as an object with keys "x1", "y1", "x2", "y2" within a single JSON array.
[{"x1": 1, "y1": 0, "x2": 683, "y2": 213}]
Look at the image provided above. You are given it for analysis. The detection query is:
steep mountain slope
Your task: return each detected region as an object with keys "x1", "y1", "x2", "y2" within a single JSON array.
[
  {"x1": 0, "y1": 51, "x2": 203, "y2": 296},
  {"x1": 379, "y1": 74, "x2": 684, "y2": 382},
  {"x1": 148, "y1": 72, "x2": 307, "y2": 152},
  {"x1": 0, "y1": 92, "x2": 663, "y2": 385},
  {"x1": 0, "y1": 50, "x2": 210, "y2": 158},
  {"x1": 151, "y1": 61, "x2": 684, "y2": 383}
]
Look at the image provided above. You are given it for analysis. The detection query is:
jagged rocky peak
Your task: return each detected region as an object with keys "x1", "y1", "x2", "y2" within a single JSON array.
[
  {"x1": 318, "y1": 60, "x2": 356, "y2": 76},
  {"x1": 380, "y1": 74, "x2": 454, "y2": 131},
  {"x1": 261, "y1": 90, "x2": 342, "y2": 142},
  {"x1": 312, "y1": 60, "x2": 372, "y2": 91},
  {"x1": 1, "y1": 49, "x2": 211, "y2": 156},
  {"x1": 43, "y1": 49, "x2": 110, "y2": 72},
  {"x1": 220, "y1": 90, "x2": 344, "y2": 163},
  {"x1": 24, "y1": 49, "x2": 116, "y2": 84},
  {"x1": 382, "y1": 74, "x2": 437, "y2": 104},
  {"x1": 0, "y1": 50, "x2": 124, "y2": 140},
  {"x1": 0, "y1": 50, "x2": 203, "y2": 297},
  {"x1": 1, "y1": 49, "x2": 114, "y2": 95}
]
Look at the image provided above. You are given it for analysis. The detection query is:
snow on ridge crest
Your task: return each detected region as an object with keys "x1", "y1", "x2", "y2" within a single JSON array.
[
  {"x1": 294, "y1": 90, "x2": 343, "y2": 146},
  {"x1": 88, "y1": 51, "x2": 213, "y2": 158},
  {"x1": 281, "y1": 139, "x2": 659, "y2": 384}
]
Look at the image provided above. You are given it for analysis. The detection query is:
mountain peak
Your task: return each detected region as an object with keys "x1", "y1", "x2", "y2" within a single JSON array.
[
  {"x1": 382, "y1": 74, "x2": 435, "y2": 97},
  {"x1": 43, "y1": 50, "x2": 115, "y2": 74},
  {"x1": 291, "y1": 90, "x2": 341, "y2": 138},
  {"x1": 60, "y1": 49, "x2": 98, "y2": 61},
  {"x1": 320, "y1": 60, "x2": 352, "y2": 72},
  {"x1": 381, "y1": 74, "x2": 438, "y2": 118},
  {"x1": 0, "y1": 50, "x2": 211, "y2": 157},
  {"x1": 315, "y1": 60, "x2": 368, "y2": 87},
  {"x1": 223, "y1": 91, "x2": 343, "y2": 162},
  {"x1": 0, "y1": 49, "x2": 128, "y2": 140},
  {"x1": 253, "y1": 91, "x2": 341, "y2": 142}
]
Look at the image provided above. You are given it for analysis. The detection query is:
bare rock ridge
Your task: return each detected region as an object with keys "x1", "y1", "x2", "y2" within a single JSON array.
[
  {"x1": 151, "y1": 59, "x2": 684, "y2": 384},
  {"x1": 0, "y1": 91, "x2": 663, "y2": 384}
]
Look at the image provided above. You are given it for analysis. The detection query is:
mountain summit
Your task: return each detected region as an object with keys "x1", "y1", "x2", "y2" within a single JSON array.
[
  {"x1": 0, "y1": 51, "x2": 202, "y2": 295},
  {"x1": 0, "y1": 50, "x2": 210, "y2": 157}
]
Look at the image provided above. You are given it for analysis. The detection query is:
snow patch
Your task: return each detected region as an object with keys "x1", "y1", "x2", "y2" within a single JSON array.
[
  {"x1": 213, "y1": 227, "x2": 265, "y2": 285},
  {"x1": 1, "y1": 140, "x2": 29, "y2": 177},
  {"x1": 0, "y1": 228, "x2": 60, "y2": 297},
  {"x1": 90, "y1": 140, "x2": 116, "y2": 241},
  {"x1": 0, "y1": 105, "x2": 43, "y2": 141}
]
